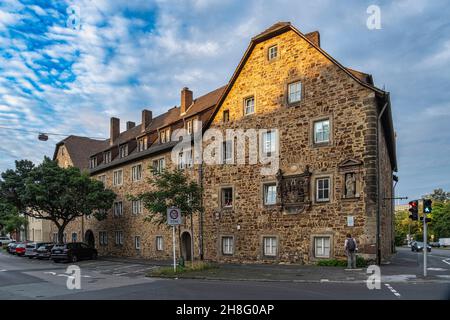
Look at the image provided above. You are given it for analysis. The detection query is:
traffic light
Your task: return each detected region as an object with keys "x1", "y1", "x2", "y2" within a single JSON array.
[
  {"x1": 409, "y1": 200, "x2": 418, "y2": 220},
  {"x1": 423, "y1": 199, "x2": 432, "y2": 214}
]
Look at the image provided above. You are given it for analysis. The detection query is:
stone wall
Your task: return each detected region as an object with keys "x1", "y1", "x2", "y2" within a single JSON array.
[{"x1": 201, "y1": 29, "x2": 389, "y2": 264}]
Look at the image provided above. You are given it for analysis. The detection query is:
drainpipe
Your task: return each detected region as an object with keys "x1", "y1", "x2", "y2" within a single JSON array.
[
  {"x1": 198, "y1": 162, "x2": 204, "y2": 260},
  {"x1": 376, "y1": 99, "x2": 389, "y2": 266}
]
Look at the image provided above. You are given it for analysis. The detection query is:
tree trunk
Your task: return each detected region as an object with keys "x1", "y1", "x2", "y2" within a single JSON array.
[{"x1": 57, "y1": 222, "x2": 68, "y2": 244}]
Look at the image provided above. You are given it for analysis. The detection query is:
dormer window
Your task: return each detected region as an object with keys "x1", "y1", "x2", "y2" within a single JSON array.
[
  {"x1": 104, "y1": 151, "x2": 112, "y2": 164},
  {"x1": 89, "y1": 157, "x2": 97, "y2": 169},
  {"x1": 119, "y1": 144, "x2": 128, "y2": 158},
  {"x1": 160, "y1": 128, "x2": 171, "y2": 143},
  {"x1": 138, "y1": 137, "x2": 147, "y2": 152},
  {"x1": 268, "y1": 45, "x2": 278, "y2": 60}
]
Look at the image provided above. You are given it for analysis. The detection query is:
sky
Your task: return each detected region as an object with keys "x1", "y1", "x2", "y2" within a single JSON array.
[{"x1": 0, "y1": 0, "x2": 449, "y2": 203}]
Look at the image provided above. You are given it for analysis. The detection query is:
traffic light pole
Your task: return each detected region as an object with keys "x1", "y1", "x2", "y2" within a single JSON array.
[{"x1": 423, "y1": 214, "x2": 427, "y2": 277}]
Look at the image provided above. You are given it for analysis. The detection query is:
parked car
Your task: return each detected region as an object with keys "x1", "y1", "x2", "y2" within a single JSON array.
[
  {"x1": 0, "y1": 236, "x2": 13, "y2": 247},
  {"x1": 15, "y1": 243, "x2": 27, "y2": 256},
  {"x1": 25, "y1": 242, "x2": 53, "y2": 259},
  {"x1": 411, "y1": 241, "x2": 431, "y2": 252},
  {"x1": 7, "y1": 242, "x2": 17, "y2": 254},
  {"x1": 430, "y1": 241, "x2": 441, "y2": 248},
  {"x1": 36, "y1": 243, "x2": 55, "y2": 260},
  {"x1": 51, "y1": 242, "x2": 97, "y2": 263},
  {"x1": 439, "y1": 238, "x2": 450, "y2": 247}
]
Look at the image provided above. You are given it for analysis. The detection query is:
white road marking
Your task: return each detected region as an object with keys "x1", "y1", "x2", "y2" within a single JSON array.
[
  {"x1": 442, "y1": 259, "x2": 450, "y2": 266},
  {"x1": 427, "y1": 267, "x2": 447, "y2": 271},
  {"x1": 384, "y1": 283, "x2": 401, "y2": 298},
  {"x1": 0, "y1": 269, "x2": 7, "y2": 272},
  {"x1": 44, "y1": 272, "x2": 57, "y2": 275}
]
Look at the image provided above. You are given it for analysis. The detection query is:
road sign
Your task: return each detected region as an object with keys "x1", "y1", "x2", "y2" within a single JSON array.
[{"x1": 167, "y1": 208, "x2": 182, "y2": 225}]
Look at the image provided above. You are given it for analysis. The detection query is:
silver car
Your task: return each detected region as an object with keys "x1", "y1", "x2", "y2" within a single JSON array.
[
  {"x1": 0, "y1": 236, "x2": 13, "y2": 247},
  {"x1": 25, "y1": 242, "x2": 52, "y2": 259}
]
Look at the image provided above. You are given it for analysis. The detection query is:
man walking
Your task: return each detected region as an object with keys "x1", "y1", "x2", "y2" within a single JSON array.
[{"x1": 344, "y1": 234, "x2": 358, "y2": 269}]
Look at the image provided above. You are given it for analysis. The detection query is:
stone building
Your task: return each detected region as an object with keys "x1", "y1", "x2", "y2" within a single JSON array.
[{"x1": 52, "y1": 22, "x2": 396, "y2": 264}]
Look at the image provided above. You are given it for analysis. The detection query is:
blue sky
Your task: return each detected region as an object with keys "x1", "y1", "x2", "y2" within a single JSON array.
[{"x1": 0, "y1": 0, "x2": 449, "y2": 203}]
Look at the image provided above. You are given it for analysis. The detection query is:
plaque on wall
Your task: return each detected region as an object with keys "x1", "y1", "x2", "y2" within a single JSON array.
[{"x1": 276, "y1": 166, "x2": 312, "y2": 214}]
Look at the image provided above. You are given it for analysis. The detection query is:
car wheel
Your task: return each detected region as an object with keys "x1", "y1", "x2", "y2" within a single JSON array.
[{"x1": 71, "y1": 255, "x2": 78, "y2": 263}]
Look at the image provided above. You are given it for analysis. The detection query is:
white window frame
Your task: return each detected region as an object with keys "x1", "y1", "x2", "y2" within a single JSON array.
[
  {"x1": 104, "y1": 151, "x2": 112, "y2": 164},
  {"x1": 113, "y1": 201, "x2": 123, "y2": 217},
  {"x1": 244, "y1": 96, "x2": 255, "y2": 116},
  {"x1": 119, "y1": 144, "x2": 128, "y2": 158},
  {"x1": 131, "y1": 164, "x2": 142, "y2": 182},
  {"x1": 156, "y1": 236, "x2": 163, "y2": 251},
  {"x1": 178, "y1": 151, "x2": 185, "y2": 170},
  {"x1": 268, "y1": 45, "x2": 278, "y2": 60},
  {"x1": 153, "y1": 158, "x2": 165, "y2": 174},
  {"x1": 222, "y1": 140, "x2": 233, "y2": 163},
  {"x1": 99, "y1": 231, "x2": 108, "y2": 245},
  {"x1": 262, "y1": 131, "x2": 276, "y2": 156},
  {"x1": 314, "y1": 119, "x2": 330, "y2": 144},
  {"x1": 222, "y1": 236, "x2": 234, "y2": 255},
  {"x1": 316, "y1": 177, "x2": 330, "y2": 202},
  {"x1": 314, "y1": 236, "x2": 331, "y2": 258},
  {"x1": 114, "y1": 231, "x2": 123, "y2": 246},
  {"x1": 186, "y1": 120, "x2": 193, "y2": 134},
  {"x1": 263, "y1": 183, "x2": 277, "y2": 205},
  {"x1": 288, "y1": 81, "x2": 302, "y2": 104},
  {"x1": 263, "y1": 237, "x2": 277, "y2": 257},
  {"x1": 113, "y1": 169, "x2": 123, "y2": 186},
  {"x1": 98, "y1": 174, "x2": 106, "y2": 185},
  {"x1": 89, "y1": 157, "x2": 97, "y2": 169},
  {"x1": 138, "y1": 137, "x2": 147, "y2": 152},
  {"x1": 135, "y1": 236, "x2": 141, "y2": 250},
  {"x1": 132, "y1": 199, "x2": 142, "y2": 215}
]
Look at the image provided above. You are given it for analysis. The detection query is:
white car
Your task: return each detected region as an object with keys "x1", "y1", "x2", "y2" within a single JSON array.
[{"x1": 0, "y1": 236, "x2": 13, "y2": 247}]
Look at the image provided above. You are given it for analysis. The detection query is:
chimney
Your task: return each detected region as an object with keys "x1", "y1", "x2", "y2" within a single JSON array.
[
  {"x1": 305, "y1": 31, "x2": 320, "y2": 47},
  {"x1": 141, "y1": 109, "x2": 152, "y2": 132},
  {"x1": 126, "y1": 121, "x2": 135, "y2": 130},
  {"x1": 181, "y1": 87, "x2": 193, "y2": 114},
  {"x1": 110, "y1": 117, "x2": 120, "y2": 145}
]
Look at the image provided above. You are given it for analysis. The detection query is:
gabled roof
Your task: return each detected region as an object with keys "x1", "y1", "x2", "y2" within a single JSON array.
[
  {"x1": 205, "y1": 21, "x2": 396, "y2": 171},
  {"x1": 53, "y1": 135, "x2": 108, "y2": 170}
]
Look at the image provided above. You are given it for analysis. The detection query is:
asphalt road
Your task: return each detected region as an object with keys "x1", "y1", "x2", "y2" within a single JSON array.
[{"x1": 0, "y1": 248, "x2": 449, "y2": 300}]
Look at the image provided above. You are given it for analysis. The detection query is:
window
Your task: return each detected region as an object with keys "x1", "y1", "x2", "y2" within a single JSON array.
[
  {"x1": 53, "y1": 232, "x2": 58, "y2": 243},
  {"x1": 262, "y1": 131, "x2": 276, "y2": 156},
  {"x1": 138, "y1": 137, "x2": 147, "y2": 152},
  {"x1": 263, "y1": 237, "x2": 277, "y2": 257},
  {"x1": 221, "y1": 187, "x2": 233, "y2": 208},
  {"x1": 89, "y1": 157, "x2": 97, "y2": 169},
  {"x1": 71, "y1": 232, "x2": 77, "y2": 242},
  {"x1": 113, "y1": 169, "x2": 123, "y2": 186},
  {"x1": 132, "y1": 199, "x2": 142, "y2": 215},
  {"x1": 160, "y1": 128, "x2": 171, "y2": 143},
  {"x1": 244, "y1": 96, "x2": 255, "y2": 115},
  {"x1": 186, "y1": 120, "x2": 193, "y2": 134},
  {"x1": 314, "y1": 119, "x2": 330, "y2": 144},
  {"x1": 288, "y1": 81, "x2": 302, "y2": 104},
  {"x1": 104, "y1": 151, "x2": 112, "y2": 164},
  {"x1": 153, "y1": 158, "x2": 165, "y2": 174},
  {"x1": 187, "y1": 149, "x2": 193, "y2": 168},
  {"x1": 222, "y1": 236, "x2": 234, "y2": 255},
  {"x1": 135, "y1": 236, "x2": 141, "y2": 250},
  {"x1": 222, "y1": 140, "x2": 233, "y2": 163},
  {"x1": 263, "y1": 183, "x2": 277, "y2": 205},
  {"x1": 99, "y1": 231, "x2": 108, "y2": 245},
  {"x1": 268, "y1": 45, "x2": 278, "y2": 60},
  {"x1": 314, "y1": 237, "x2": 331, "y2": 258},
  {"x1": 132, "y1": 164, "x2": 142, "y2": 182},
  {"x1": 114, "y1": 231, "x2": 123, "y2": 246},
  {"x1": 119, "y1": 144, "x2": 128, "y2": 158},
  {"x1": 223, "y1": 110, "x2": 230, "y2": 123},
  {"x1": 113, "y1": 201, "x2": 123, "y2": 217},
  {"x1": 178, "y1": 152, "x2": 185, "y2": 170},
  {"x1": 316, "y1": 177, "x2": 330, "y2": 202},
  {"x1": 98, "y1": 174, "x2": 106, "y2": 185},
  {"x1": 156, "y1": 236, "x2": 163, "y2": 251}
]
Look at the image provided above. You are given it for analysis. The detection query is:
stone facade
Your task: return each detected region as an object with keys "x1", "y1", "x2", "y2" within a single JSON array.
[{"x1": 51, "y1": 22, "x2": 396, "y2": 264}]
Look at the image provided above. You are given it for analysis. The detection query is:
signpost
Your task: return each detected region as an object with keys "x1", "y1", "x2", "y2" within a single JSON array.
[{"x1": 167, "y1": 207, "x2": 182, "y2": 272}]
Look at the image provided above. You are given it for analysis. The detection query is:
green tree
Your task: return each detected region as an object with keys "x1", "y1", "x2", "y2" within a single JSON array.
[
  {"x1": 131, "y1": 167, "x2": 203, "y2": 258},
  {"x1": 425, "y1": 188, "x2": 450, "y2": 202},
  {"x1": 430, "y1": 201, "x2": 450, "y2": 239},
  {"x1": 0, "y1": 157, "x2": 117, "y2": 243},
  {"x1": 0, "y1": 198, "x2": 27, "y2": 236}
]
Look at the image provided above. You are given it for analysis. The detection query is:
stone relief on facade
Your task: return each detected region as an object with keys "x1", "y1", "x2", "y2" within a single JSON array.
[{"x1": 276, "y1": 166, "x2": 312, "y2": 214}]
